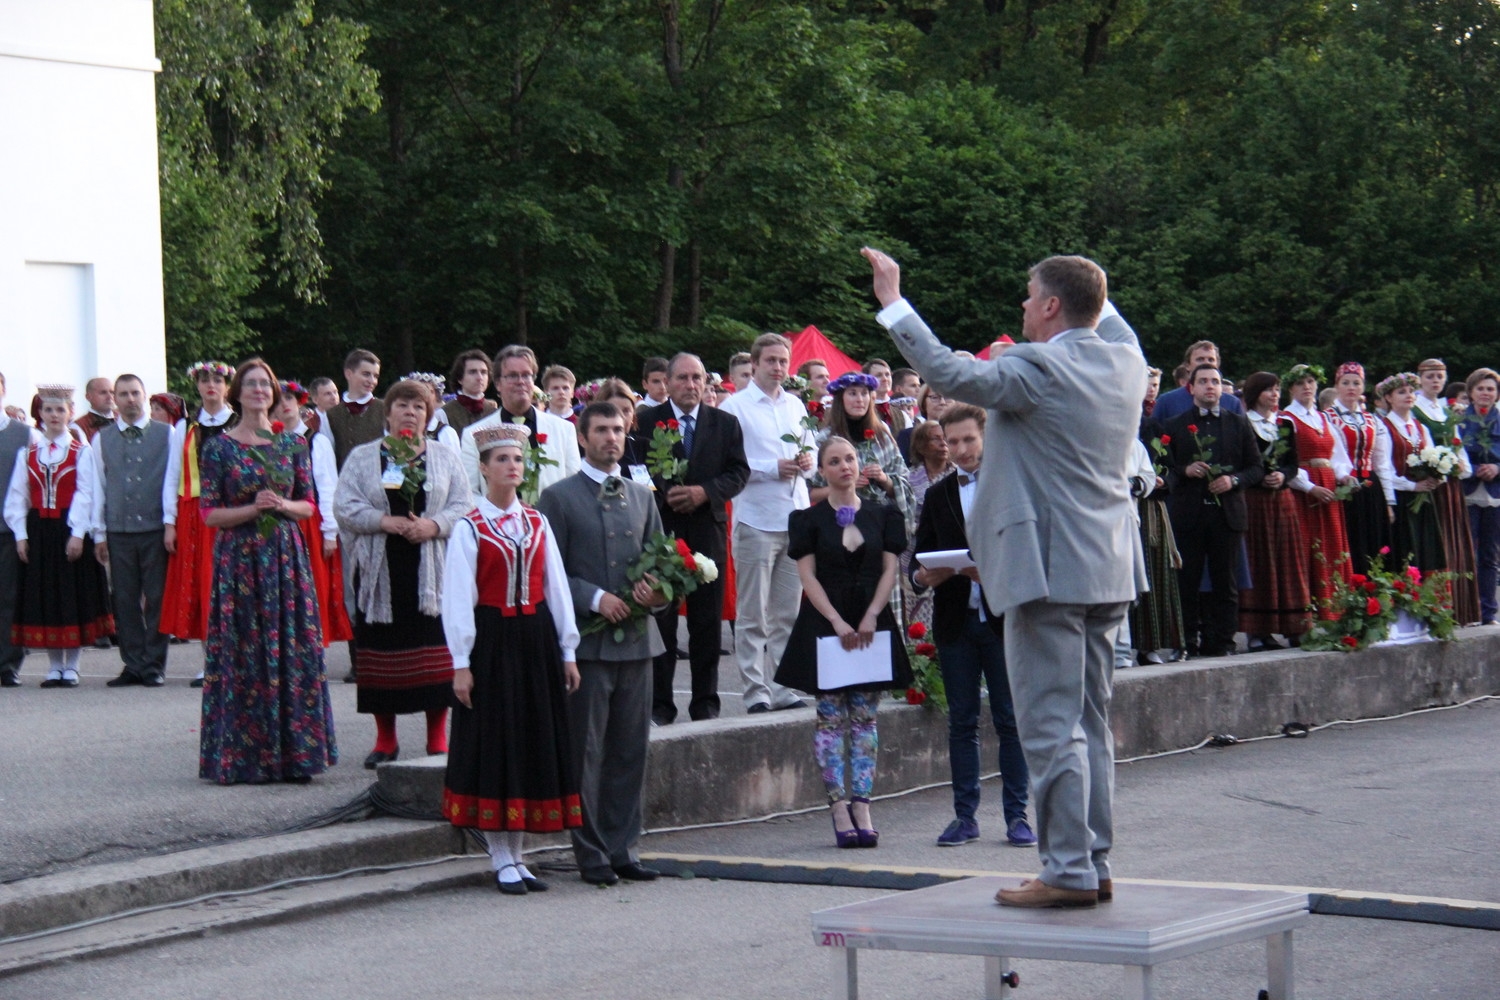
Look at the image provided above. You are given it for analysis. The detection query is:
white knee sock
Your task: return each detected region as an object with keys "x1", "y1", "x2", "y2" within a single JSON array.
[
  {"x1": 45, "y1": 650, "x2": 65, "y2": 680},
  {"x1": 507, "y1": 831, "x2": 531, "y2": 878},
  {"x1": 484, "y1": 831, "x2": 519, "y2": 880}
]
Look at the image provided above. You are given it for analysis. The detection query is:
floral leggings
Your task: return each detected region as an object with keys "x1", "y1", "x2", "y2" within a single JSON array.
[{"x1": 815, "y1": 690, "x2": 881, "y2": 801}]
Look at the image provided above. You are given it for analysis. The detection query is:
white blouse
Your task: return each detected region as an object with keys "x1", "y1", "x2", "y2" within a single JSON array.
[
  {"x1": 1284, "y1": 400, "x2": 1352, "y2": 492},
  {"x1": 1373, "y1": 413, "x2": 1471, "y2": 505},
  {"x1": 5, "y1": 434, "x2": 96, "y2": 540}
]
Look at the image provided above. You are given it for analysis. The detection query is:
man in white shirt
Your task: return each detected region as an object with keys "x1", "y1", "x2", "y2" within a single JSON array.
[
  {"x1": 717, "y1": 333, "x2": 815, "y2": 713},
  {"x1": 0, "y1": 372, "x2": 41, "y2": 686},
  {"x1": 460, "y1": 345, "x2": 580, "y2": 496}
]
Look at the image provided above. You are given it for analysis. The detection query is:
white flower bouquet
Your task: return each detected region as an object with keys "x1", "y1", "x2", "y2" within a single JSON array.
[{"x1": 1405, "y1": 443, "x2": 1460, "y2": 512}]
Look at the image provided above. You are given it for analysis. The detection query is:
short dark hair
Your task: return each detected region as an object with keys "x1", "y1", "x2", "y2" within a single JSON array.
[
  {"x1": 308, "y1": 376, "x2": 335, "y2": 394},
  {"x1": 862, "y1": 358, "x2": 891, "y2": 374},
  {"x1": 1183, "y1": 340, "x2": 1219, "y2": 364},
  {"x1": 384, "y1": 379, "x2": 434, "y2": 421},
  {"x1": 578, "y1": 400, "x2": 624, "y2": 437},
  {"x1": 797, "y1": 359, "x2": 827, "y2": 378},
  {"x1": 1029, "y1": 255, "x2": 1107, "y2": 327},
  {"x1": 1189, "y1": 363, "x2": 1221, "y2": 386},
  {"x1": 939, "y1": 402, "x2": 986, "y2": 430},
  {"x1": 344, "y1": 348, "x2": 380, "y2": 371},
  {"x1": 449, "y1": 349, "x2": 491, "y2": 389},
  {"x1": 891, "y1": 367, "x2": 919, "y2": 385},
  {"x1": 114, "y1": 373, "x2": 145, "y2": 390},
  {"x1": 666, "y1": 353, "x2": 703, "y2": 379},
  {"x1": 728, "y1": 351, "x2": 752, "y2": 370},
  {"x1": 642, "y1": 357, "x2": 669, "y2": 381},
  {"x1": 1241, "y1": 372, "x2": 1281, "y2": 408}
]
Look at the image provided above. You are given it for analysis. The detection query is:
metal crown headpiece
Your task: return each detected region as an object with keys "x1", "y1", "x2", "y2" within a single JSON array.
[{"x1": 473, "y1": 424, "x2": 529, "y2": 454}]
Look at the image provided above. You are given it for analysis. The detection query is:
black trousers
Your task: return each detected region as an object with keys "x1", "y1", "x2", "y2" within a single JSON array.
[
  {"x1": 1172, "y1": 501, "x2": 1241, "y2": 652},
  {"x1": 0, "y1": 530, "x2": 20, "y2": 673},
  {"x1": 108, "y1": 529, "x2": 170, "y2": 680},
  {"x1": 651, "y1": 574, "x2": 725, "y2": 721}
]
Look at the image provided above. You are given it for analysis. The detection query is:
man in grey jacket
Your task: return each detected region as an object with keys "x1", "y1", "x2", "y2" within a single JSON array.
[
  {"x1": 537, "y1": 402, "x2": 668, "y2": 887},
  {"x1": 865, "y1": 248, "x2": 1148, "y2": 908}
]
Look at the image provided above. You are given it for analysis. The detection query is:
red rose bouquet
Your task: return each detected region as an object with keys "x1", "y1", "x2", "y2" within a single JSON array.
[
  {"x1": 580, "y1": 533, "x2": 720, "y2": 642},
  {"x1": 647, "y1": 419, "x2": 688, "y2": 485},
  {"x1": 898, "y1": 621, "x2": 946, "y2": 710}
]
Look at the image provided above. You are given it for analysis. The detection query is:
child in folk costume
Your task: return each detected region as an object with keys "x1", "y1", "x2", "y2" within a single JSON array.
[
  {"x1": 4, "y1": 385, "x2": 114, "y2": 686},
  {"x1": 442, "y1": 424, "x2": 582, "y2": 895},
  {"x1": 276, "y1": 381, "x2": 353, "y2": 646},
  {"x1": 160, "y1": 361, "x2": 236, "y2": 687}
]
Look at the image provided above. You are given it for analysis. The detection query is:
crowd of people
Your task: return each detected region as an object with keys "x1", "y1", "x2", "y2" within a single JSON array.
[{"x1": 2, "y1": 294, "x2": 1493, "y2": 892}]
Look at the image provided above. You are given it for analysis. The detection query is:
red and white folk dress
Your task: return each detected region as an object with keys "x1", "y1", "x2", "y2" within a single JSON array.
[
  {"x1": 440, "y1": 498, "x2": 582, "y2": 832},
  {"x1": 161, "y1": 413, "x2": 232, "y2": 639},
  {"x1": 298, "y1": 423, "x2": 352, "y2": 645},
  {"x1": 1286, "y1": 401, "x2": 1353, "y2": 618},
  {"x1": 1326, "y1": 402, "x2": 1391, "y2": 576}
]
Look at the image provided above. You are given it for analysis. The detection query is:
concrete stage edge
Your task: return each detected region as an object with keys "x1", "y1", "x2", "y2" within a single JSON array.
[{"x1": 379, "y1": 628, "x2": 1500, "y2": 829}]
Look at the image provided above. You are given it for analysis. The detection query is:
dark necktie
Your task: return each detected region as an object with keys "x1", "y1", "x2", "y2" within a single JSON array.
[
  {"x1": 124, "y1": 426, "x2": 143, "y2": 441},
  {"x1": 681, "y1": 413, "x2": 695, "y2": 456},
  {"x1": 346, "y1": 401, "x2": 368, "y2": 416}
]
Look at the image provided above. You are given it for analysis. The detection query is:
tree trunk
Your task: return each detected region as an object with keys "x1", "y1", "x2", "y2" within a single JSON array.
[
  {"x1": 653, "y1": 0, "x2": 685, "y2": 332},
  {"x1": 687, "y1": 238, "x2": 701, "y2": 328},
  {"x1": 510, "y1": 58, "x2": 528, "y2": 344}
]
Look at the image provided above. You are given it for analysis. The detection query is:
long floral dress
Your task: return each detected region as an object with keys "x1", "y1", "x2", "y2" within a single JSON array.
[{"x1": 199, "y1": 433, "x2": 337, "y2": 784}]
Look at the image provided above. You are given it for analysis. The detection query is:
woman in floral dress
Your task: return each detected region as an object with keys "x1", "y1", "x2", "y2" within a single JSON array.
[{"x1": 199, "y1": 359, "x2": 336, "y2": 784}]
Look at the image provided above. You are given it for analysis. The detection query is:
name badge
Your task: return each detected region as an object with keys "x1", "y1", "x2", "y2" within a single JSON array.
[
  {"x1": 628, "y1": 465, "x2": 656, "y2": 490},
  {"x1": 382, "y1": 464, "x2": 406, "y2": 489}
]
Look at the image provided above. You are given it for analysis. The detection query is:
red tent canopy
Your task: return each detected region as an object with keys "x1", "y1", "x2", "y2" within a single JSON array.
[{"x1": 787, "y1": 325, "x2": 862, "y2": 379}]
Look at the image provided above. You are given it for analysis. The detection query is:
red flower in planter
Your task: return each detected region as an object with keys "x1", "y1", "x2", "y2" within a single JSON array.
[
  {"x1": 1365, "y1": 597, "x2": 1383, "y2": 616},
  {"x1": 1363, "y1": 581, "x2": 1378, "y2": 594},
  {"x1": 1350, "y1": 574, "x2": 1367, "y2": 586},
  {"x1": 1341, "y1": 635, "x2": 1359, "y2": 648},
  {"x1": 905, "y1": 688, "x2": 927, "y2": 705}
]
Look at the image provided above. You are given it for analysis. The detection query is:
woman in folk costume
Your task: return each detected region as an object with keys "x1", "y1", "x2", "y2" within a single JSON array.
[
  {"x1": 1238, "y1": 373, "x2": 1311, "y2": 649},
  {"x1": 441, "y1": 424, "x2": 581, "y2": 895},
  {"x1": 161, "y1": 361, "x2": 236, "y2": 687},
  {"x1": 1282, "y1": 365, "x2": 1354, "y2": 619},
  {"x1": 1375, "y1": 373, "x2": 1481, "y2": 622},
  {"x1": 198, "y1": 360, "x2": 337, "y2": 784},
  {"x1": 335, "y1": 379, "x2": 471, "y2": 769},
  {"x1": 1131, "y1": 418, "x2": 1187, "y2": 664},
  {"x1": 275, "y1": 381, "x2": 352, "y2": 646},
  {"x1": 4, "y1": 385, "x2": 113, "y2": 687},
  {"x1": 1459, "y1": 368, "x2": 1500, "y2": 625},
  {"x1": 1325, "y1": 362, "x2": 1391, "y2": 576}
]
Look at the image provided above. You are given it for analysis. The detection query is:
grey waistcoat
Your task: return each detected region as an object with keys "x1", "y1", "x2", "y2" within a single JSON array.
[
  {"x1": 0, "y1": 421, "x2": 29, "y2": 535},
  {"x1": 97, "y1": 422, "x2": 170, "y2": 533}
]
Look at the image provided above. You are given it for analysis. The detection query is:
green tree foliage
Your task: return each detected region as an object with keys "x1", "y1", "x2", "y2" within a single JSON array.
[{"x1": 156, "y1": 0, "x2": 376, "y2": 379}]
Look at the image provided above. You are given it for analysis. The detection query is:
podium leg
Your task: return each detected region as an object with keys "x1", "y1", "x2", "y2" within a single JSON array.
[
  {"x1": 830, "y1": 947, "x2": 858, "y2": 1000},
  {"x1": 1122, "y1": 964, "x2": 1155, "y2": 1000},
  {"x1": 1266, "y1": 929, "x2": 1294, "y2": 999}
]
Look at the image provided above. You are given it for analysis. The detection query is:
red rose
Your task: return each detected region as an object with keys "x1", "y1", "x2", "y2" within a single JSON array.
[
  {"x1": 905, "y1": 688, "x2": 926, "y2": 705},
  {"x1": 398, "y1": 428, "x2": 416, "y2": 440},
  {"x1": 1393, "y1": 580, "x2": 1406, "y2": 592},
  {"x1": 536, "y1": 433, "x2": 548, "y2": 445},
  {"x1": 675, "y1": 537, "x2": 692, "y2": 559},
  {"x1": 1341, "y1": 635, "x2": 1359, "y2": 648},
  {"x1": 1363, "y1": 581, "x2": 1378, "y2": 593},
  {"x1": 683, "y1": 554, "x2": 697, "y2": 573},
  {"x1": 656, "y1": 421, "x2": 667, "y2": 430},
  {"x1": 1159, "y1": 435, "x2": 1171, "y2": 445},
  {"x1": 863, "y1": 428, "x2": 876, "y2": 440},
  {"x1": 1379, "y1": 545, "x2": 1391, "y2": 555},
  {"x1": 270, "y1": 421, "x2": 285, "y2": 434},
  {"x1": 668, "y1": 418, "x2": 680, "y2": 430},
  {"x1": 1349, "y1": 574, "x2": 1367, "y2": 586},
  {"x1": 907, "y1": 622, "x2": 927, "y2": 640},
  {"x1": 1187, "y1": 424, "x2": 1198, "y2": 434},
  {"x1": 1365, "y1": 597, "x2": 1382, "y2": 616},
  {"x1": 915, "y1": 642, "x2": 937, "y2": 657}
]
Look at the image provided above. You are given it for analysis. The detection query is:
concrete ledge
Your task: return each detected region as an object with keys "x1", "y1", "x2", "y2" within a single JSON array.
[
  {"x1": 0, "y1": 818, "x2": 463, "y2": 941},
  {"x1": 381, "y1": 629, "x2": 1500, "y2": 827}
]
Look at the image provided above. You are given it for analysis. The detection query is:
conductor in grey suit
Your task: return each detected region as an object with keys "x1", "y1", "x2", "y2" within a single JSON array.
[
  {"x1": 537, "y1": 402, "x2": 669, "y2": 887},
  {"x1": 864, "y1": 248, "x2": 1148, "y2": 909}
]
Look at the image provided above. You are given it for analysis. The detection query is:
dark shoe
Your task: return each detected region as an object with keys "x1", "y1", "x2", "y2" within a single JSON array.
[
  {"x1": 1097, "y1": 878, "x2": 1114, "y2": 902},
  {"x1": 145, "y1": 674, "x2": 166, "y2": 687},
  {"x1": 831, "y1": 801, "x2": 860, "y2": 849},
  {"x1": 612, "y1": 862, "x2": 660, "y2": 882},
  {"x1": 936, "y1": 818, "x2": 980, "y2": 847},
  {"x1": 344, "y1": 667, "x2": 357, "y2": 684},
  {"x1": 363, "y1": 747, "x2": 399, "y2": 769},
  {"x1": 94, "y1": 636, "x2": 113, "y2": 649},
  {"x1": 1483, "y1": 618, "x2": 1497, "y2": 626},
  {"x1": 1006, "y1": 818, "x2": 1038, "y2": 847},
  {"x1": 0, "y1": 670, "x2": 18, "y2": 688},
  {"x1": 773, "y1": 698, "x2": 809, "y2": 711},
  {"x1": 521, "y1": 875, "x2": 549, "y2": 892},
  {"x1": 496, "y1": 865, "x2": 528, "y2": 895},
  {"x1": 651, "y1": 712, "x2": 674, "y2": 727},
  {"x1": 169, "y1": 636, "x2": 187, "y2": 645},
  {"x1": 106, "y1": 672, "x2": 144, "y2": 687},
  {"x1": 61, "y1": 671, "x2": 80, "y2": 688},
  {"x1": 283, "y1": 774, "x2": 313, "y2": 784},
  {"x1": 745, "y1": 702, "x2": 771, "y2": 715},
  {"x1": 41, "y1": 673, "x2": 64, "y2": 688},
  {"x1": 580, "y1": 866, "x2": 619, "y2": 886},
  {"x1": 850, "y1": 796, "x2": 878, "y2": 848},
  {"x1": 189, "y1": 674, "x2": 204, "y2": 688}
]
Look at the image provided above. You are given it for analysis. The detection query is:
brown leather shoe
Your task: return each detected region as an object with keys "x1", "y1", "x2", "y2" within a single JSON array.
[
  {"x1": 1097, "y1": 879, "x2": 1113, "y2": 902},
  {"x1": 996, "y1": 878, "x2": 1098, "y2": 908}
]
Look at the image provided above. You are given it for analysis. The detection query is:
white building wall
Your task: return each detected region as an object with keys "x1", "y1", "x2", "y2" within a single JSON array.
[{"x1": 0, "y1": 0, "x2": 165, "y2": 414}]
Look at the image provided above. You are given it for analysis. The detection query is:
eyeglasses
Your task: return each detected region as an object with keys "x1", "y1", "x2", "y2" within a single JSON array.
[
  {"x1": 241, "y1": 379, "x2": 275, "y2": 390},
  {"x1": 499, "y1": 373, "x2": 535, "y2": 384}
]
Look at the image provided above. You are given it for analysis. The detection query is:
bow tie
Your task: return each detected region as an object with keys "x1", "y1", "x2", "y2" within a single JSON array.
[
  {"x1": 1198, "y1": 407, "x2": 1221, "y2": 418},
  {"x1": 345, "y1": 401, "x2": 369, "y2": 416},
  {"x1": 457, "y1": 395, "x2": 487, "y2": 416},
  {"x1": 124, "y1": 426, "x2": 143, "y2": 441},
  {"x1": 957, "y1": 473, "x2": 974, "y2": 487}
]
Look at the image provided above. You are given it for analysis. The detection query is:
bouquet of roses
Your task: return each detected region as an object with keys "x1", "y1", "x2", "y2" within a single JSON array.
[
  {"x1": 382, "y1": 427, "x2": 428, "y2": 507},
  {"x1": 898, "y1": 621, "x2": 946, "y2": 711},
  {"x1": 647, "y1": 419, "x2": 688, "y2": 485},
  {"x1": 250, "y1": 420, "x2": 301, "y2": 539},
  {"x1": 1405, "y1": 443, "x2": 1461, "y2": 513},
  {"x1": 580, "y1": 534, "x2": 719, "y2": 642}
]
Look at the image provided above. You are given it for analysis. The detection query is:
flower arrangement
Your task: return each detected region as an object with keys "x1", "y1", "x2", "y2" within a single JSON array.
[
  {"x1": 382, "y1": 427, "x2": 427, "y2": 506},
  {"x1": 250, "y1": 420, "x2": 299, "y2": 539},
  {"x1": 1405, "y1": 443, "x2": 1461, "y2": 513},
  {"x1": 580, "y1": 534, "x2": 718, "y2": 642},
  {"x1": 899, "y1": 621, "x2": 946, "y2": 710},
  {"x1": 647, "y1": 419, "x2": 688, "y2": 484},
  {"x1": 1301, "y1": 550, "x2": 1457, "y2": 650},
  {"x1": 781, "y1": 373, "x2": 810, "y2": 399}
]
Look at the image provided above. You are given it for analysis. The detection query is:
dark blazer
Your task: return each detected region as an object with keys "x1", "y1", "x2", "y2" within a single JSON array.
[
  {"x1": 1160, "y1": 408, "x2": 1265, "y2": 532},
  {"x1": 910, "y1": 470, "x2": 1002, "y2": 647},
  {"x1": 631, "y1": 402, "x2": 749, "y2": 562}
]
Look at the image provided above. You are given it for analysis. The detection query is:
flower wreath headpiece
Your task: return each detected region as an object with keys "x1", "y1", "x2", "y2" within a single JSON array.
[
  {"x1": 1281, "y1": 363, "x2": 1326, "y2": 387},
  {"x1": 827, "y1": 372, "x2": 879, "y2": 395},
  {"x1": 280, "y1": 380, "x2": 310, "y2": 405},
  {"x1": 1374, "y1": 372, "x2": 1420, "y2": 398},
  {"x1": 403, "y1": 371, "x2": 446, "y2": 395},
  {"x1": 187, "y1": 360, "x2": 234, "y2": 380}
]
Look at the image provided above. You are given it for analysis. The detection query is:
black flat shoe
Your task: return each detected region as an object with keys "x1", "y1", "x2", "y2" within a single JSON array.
[
  {"x1": 521, "y1": 876, "x2": 550, "y2": 892},
  {"x1": 283, "y1": 774, "x2": 313, "y2": 784},
  {"x1": 612, "y1": 862, "x2": 660, "y2": 882},
  {"x1": 363, "y1": 747, "x2": 399, "y2": 769},
  {"x1": 0, "y1": 671, "x2": 18, "y2": 688},
  {"x1": 40, "y1": 677, "x2": 63, "y2": 688},
  {"x1": 189, "y1": 675, "x2": 204, "y2": 688},
  {"x1": 496, "y1": 865, "x2": 528, "y2": 895},
  {"x1": 106, "y1": 672, "x2": 144, "y2": 687},
  {"x1": 580, "y1": 866, "x2": 619, "y2": 886}
]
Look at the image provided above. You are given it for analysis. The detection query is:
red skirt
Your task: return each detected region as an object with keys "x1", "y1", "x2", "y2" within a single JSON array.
[
  {"x1": 300, "y1": 511, "x2": 353, "y2": 645},
  {"x1": 1239, "y1": 487, "x2": 1312, "y2": 637},
  {"x1": 1300, "y1": 468, "x2": 1353, "y2": 619},
  {"x1": 159, "y1": 495, "x2": 216, "y2": 640}
]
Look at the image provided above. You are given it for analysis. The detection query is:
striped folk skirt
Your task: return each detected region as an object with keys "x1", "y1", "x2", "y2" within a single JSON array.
[
  {"x1": 1299, "y1": 467, "x2": 1353, "y2": 619},
  {"x1": 1239, "y1": 487, "x2": 1312, "y2": 638},
  {"x1": 1130, "y1": 498, "x2": 1186, "y2": 654}
]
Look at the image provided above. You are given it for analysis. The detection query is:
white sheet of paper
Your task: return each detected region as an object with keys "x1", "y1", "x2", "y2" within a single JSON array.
[
  {"x1": 816, "y1": 631, "x2": 893, "y2": 690},
  {"x1": 915, "y1": 548, "x2": 975, "y2": 571}
]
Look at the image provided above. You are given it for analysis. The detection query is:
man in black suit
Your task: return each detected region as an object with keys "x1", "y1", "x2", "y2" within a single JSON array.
[
  {"x1": 911, "y1": 404, "x2": 1033, "y2": 849},
  {"x1": 1161, "y1": 365, "x2": 1265, "y2": 657},
  {"x1": 634, "y1": 353, "x2": 750, "y2": 723}
]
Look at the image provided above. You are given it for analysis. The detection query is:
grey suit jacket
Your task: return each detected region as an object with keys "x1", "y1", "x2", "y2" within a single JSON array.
[
  {"x1": 536, "y1": 471, "x2": 666, "y2": 663},
  {"x1": 889, "y1": 308, "x2": 1149, "y2": 617}
]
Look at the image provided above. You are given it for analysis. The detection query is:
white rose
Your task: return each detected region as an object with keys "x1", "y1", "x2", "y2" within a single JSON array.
[
  {"x1": 1407, "y1": 453, "x2": 1422, "y2": 468},
  {"x1": 696, "y1": 554, "x2": 718, "y2": 583}
]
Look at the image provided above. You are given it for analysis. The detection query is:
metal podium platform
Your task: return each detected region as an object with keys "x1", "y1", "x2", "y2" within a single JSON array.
[{"x1": 810, "y1": 876, "x2": 1309, "y2": 999}]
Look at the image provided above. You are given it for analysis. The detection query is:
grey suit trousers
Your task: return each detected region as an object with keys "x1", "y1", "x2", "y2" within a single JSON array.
[
  {"x1": 1004, "y1": 599, "x2": 1129, "y2": 891},
  {"x1": 570, "y1": 657, "x2": 652, "y2": 872},
  {"x1": 108, "y1": 530, "x2": 169, "y2": 680}
]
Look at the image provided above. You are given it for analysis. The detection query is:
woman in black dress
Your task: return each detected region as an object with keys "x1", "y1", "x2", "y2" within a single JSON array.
[{"x1": 776, "y1": 436, "x2": 911, "y2": 849}]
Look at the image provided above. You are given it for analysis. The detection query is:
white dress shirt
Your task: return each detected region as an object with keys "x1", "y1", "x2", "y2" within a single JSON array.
[
  {"x1": 6, "y1": 432, "x2": 95, "y2": 540},
  {"x1": 163, "y1": 406, "x2": 234, "y2": 524},
  {"x1": 441, "y1": 495, "x2": 579, "y2": 669},
  {"x1": 288, "y1": 420, "x2": 340, "y2": 538},
  {"x1": 955, "y1": 466, "x2": 983, "y2": 613},
  {"x1": 89, "y1": 414, "x2": 158, "y2": 541},
  {"x1": 459, "y1": 405, "x2": 580, "y2": 495},
  {"x1": 1374, "y1": 413, "x2": 1473, "y2": 506},
  {"x1": 1284, "y1": 400, "x2": 1353, "y2": 492},
  {"x1": 717, "y1": 381, "x2": 813, "y2": 532},
  {"x1": 1413, "y1": 393, "x2": 1448, "y2": 428}
]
